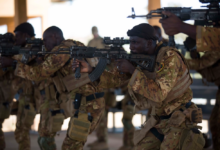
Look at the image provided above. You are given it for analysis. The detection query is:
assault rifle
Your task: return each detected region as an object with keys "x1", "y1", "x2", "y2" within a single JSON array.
[
  {"x1": 127, "y1": 0, "x2": 220, "y2": 47},
  {"x1": 0, "y1": 33, "x2": 15, "y2": 48},
  {"x1": 38, "y1": 37, "x2": 157, "y2": 81},
  {"x1": 0, "y1": 38, "x2": 45, "y2": 63}
]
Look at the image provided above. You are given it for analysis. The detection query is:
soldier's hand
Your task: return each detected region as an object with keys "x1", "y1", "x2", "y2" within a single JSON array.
[
  {"x1": 116, "y1": 59, "x2": 135, "y2": 74},
  {"x1": 159, "y1": 11, "x2": 197, "y2": 39},
  {"x1": 159, "y1": 11, "x2": 184, "y2": 35},
  {"x1": 0, "y1": 56, "x2": 14, "y2": 68},
  {"x1": 183, "y1": 108, "x2": 202, "y2": 123},
  {"x1": 72, "y1": 59, "x2": 93, "y2": 73},
  {"x1": 190, "y1": 51, "x2": 200, "y2": 59}
]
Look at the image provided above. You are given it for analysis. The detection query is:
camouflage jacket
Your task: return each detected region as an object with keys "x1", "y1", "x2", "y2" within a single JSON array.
[
  {"x1": 0, "y1": 67, "x2": 18, "y2": 103},
  {"x1": 15, "y1": 40, "x2": 102, "y2": 99},
  {"x1": 97, "y1": 46, "x2": 193, "y2": 116},
  {"x1": 196, "y1": 26, "x2": 220, "y2": 52},
  {"x1": 186, "y1": 51, "x2": 220, "y2": 85}
]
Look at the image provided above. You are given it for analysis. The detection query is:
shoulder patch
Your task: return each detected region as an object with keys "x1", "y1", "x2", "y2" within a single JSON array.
[
  {"x1": 157, "y1": 62, "x2": 164, "y2": 73},
  {"x1": 166, "y1": 50, "x2": 175, "y2": 57}
]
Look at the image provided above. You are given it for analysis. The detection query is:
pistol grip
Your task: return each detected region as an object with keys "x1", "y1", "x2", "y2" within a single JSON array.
[
  {"x1": 75, "y1": 66, "x2": 81, "y2": 79},
  {"x1": 168, "y1": 35, "x2": 176, "y2": 47}
]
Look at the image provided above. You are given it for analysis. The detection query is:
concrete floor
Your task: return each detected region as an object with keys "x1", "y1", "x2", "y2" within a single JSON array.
[
  {"x1": 4, "y1": 131, "x2": 123, "y2": 150},
  {"x1": 4, "y1": 131, "x2": 213, "y2": 150}
]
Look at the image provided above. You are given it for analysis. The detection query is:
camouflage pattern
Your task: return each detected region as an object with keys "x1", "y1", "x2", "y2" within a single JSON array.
[
  {"x1": 37, "y1": 89, "x2": 60, "y2": 150},
  {"x1": 98, "y1": 49, "x2": 193, "y2": 115},
  {"x1": 14, "y1": 78, "x2": 35, "y2": 150},
  {"x1": 186, "y1": 51, "x2": 220, "y2": 72},
  {"x1": 15, "y1": 40, "x2": 106, "y2": 150},
  {"x1": 104, "y1": 90, "x2": 117, "y2": 108},
  {"x1": 135, "y1": 131, "x2": 161, "y2": 150},
  {"x1": 0, "y1": 68, "x2": 18, "y2": 150},
  {"x1": 136, "y1": 127, "x2": 186, "y2": 150},
  {"x1": 97, "y1": 46, "x2": 204, "y2": 149},
  {"x1": 186, "y1": 51, "x2": 220, "y2": 150},
  {"x1": 196, "y1": 26, "x2": 220, "y2": 52},
  {"x1": 96, "y1": 107, "x2": 108, "y2": 143},
  {"x1": 210, "y1": 89, "x2": 220, "y2": 150},
  {"x1": 14, "y1": 95, "x2": 30, "y2": 150},
  {"x1": 121, "y1": 93, "x2": 135, "y2": 148},
  {"x1": 88, "y1": 61, "x2": 116, "y2": 147},
  {"x1": 94, "y1": 90, "x2": 116, "y2": 143},
  {"x1": 62, "y1": 97, "x2": 105, "y2": 150},
  {"x1": 136, "y1": 103, "x2": 202, "y2": 150},
  {"x1": 14, "y1": 40, "x2": 85, "y2": 82}
]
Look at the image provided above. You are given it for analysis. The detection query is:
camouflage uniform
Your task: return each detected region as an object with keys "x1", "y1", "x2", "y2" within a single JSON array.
[
  {"x1": 0, "y1": 67, "x2": 17, "y2": 150},
  {"x1": 186, "y1": 51, "x2": 220, "y2": 150},
  {"x1": 97, "y1": 43, "x2": 205, "y2": 150},
  {"x1": 94, "y1": 90, "x2": 116, "y2": 143},
  {"x1": 14, "y1": 78, "x2": 36, "y2": 150},
  {"x1": 87, "y1": 35, "x2": 113, "y2": 149},
  {"x1": 15, "y1": 40, "x2": 105, "y2": 150},
  {"x1": 15, "y1": 62, "x2": 66, "y2": 150},
  {"x1": 119, "y1": 92, "x2": 135, "y2": 150},
  {"x1": 14, "y1": 51, "x2": 60, "y2": 149},
  {"x1": 196, "y1": 26, "x2": 220, "y2": 52}
]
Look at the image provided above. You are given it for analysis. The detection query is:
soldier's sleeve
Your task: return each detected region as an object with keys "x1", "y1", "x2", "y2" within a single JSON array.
[
  {"x1": 15, "y1": 46, "x2": 70, "y2": 81},
  {"x1": 97, "y1": 70, "x2": 128, "y2": 89},
  {"x1": 196, "y1": 26, "x2": 220, "y2": 52},
  {"x1": 186, "y1": 51, "x2": 220, "y2": 70},
  {"x1": 128, "y1": 51, "x2": 181, "y2": 103},
  {"x1": 12, "y1": 54, "x2": 36, "y2": 62},
  {"x1": 12, "y1": 54, "x2": 23, "y2": 61},
  {"x1": 11, "y1": 77, "x2": 23, "y2": 94}
]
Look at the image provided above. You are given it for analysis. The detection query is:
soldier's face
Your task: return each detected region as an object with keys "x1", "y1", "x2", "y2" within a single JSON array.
[
  {"x1": 14, "y1": 31, "x2": 28, "y2": 46},
  {"x1": 43, "y1": 32, "x2": 57, "y2": 52},
  {"x1": 129, "y1": 36, "x2": 155, "y2": 55}
]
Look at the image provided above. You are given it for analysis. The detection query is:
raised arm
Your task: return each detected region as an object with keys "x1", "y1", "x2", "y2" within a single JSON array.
[
  {"x1": 15, "y1": 45, "x2": 69, "y2": 81},
  {"x1": 186, "y1": 51, "x2": 220, "y2": 70}
]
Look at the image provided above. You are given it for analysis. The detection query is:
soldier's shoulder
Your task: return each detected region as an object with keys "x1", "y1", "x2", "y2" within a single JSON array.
[
  {"x1": 51, "y1": 40, "x2": 85, "y2": 52},
  {"x1": 158, "y1": 46, "x2": 179, "y2": 61},
  {"x1": 63, "y1": 39, "x2": 85, "y2": 47}
]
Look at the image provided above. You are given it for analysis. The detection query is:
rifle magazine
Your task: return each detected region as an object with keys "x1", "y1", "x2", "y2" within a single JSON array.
[{"x1": 89, "y1": 58, "x2": 107, "y2": 82}]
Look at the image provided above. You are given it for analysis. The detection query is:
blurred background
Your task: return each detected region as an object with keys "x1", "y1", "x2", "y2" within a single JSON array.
[{"x1": 0, "y1": 0, "x2": 215, "y2": 149}]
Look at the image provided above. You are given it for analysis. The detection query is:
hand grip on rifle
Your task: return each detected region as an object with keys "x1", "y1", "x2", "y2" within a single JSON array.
[
  {"x1": 75, "y1": 58, "x2": 82, "y2": 79},
  {"x1": 168, "y1": 35, "x2": 175, "y2": 47}
]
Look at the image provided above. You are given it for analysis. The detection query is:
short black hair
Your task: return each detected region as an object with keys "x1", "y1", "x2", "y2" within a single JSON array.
[
  {"x1": 14, "y1": 22, "x2": 35, "y2": 37},
  {"x1": 44, "y1": 26, "x2": 64, "y2": 38},
  {"x1": 153, "y1": 26, "x2": 162, "y2": 35}
]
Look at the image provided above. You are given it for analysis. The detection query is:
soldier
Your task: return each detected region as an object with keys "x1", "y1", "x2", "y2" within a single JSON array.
[
  {"x1": 12, "y1": 22, "x2": 37, "y2": 150},
  {"x1": 73, "y1": 23, "x2": 205, "y2": 150},
  {"x1": 118, "y1": 82, "x2": 135, "y2": 150},
  {"x1": 186, "y1": 51, "x2": 220, "y2": 149},
  {"x1": 14, "y1": 26, "x2": 105, "y2": 150},
  {"x1": 87, "y1": 26, "x2": 117, "y2": 150},
  {"x1": 159, "y1": 11, "x2": 220, "y2": 52},
  {"x1": 0, "y1": 33, "x2": 17, "y2": 150},
  {"x1": 88, "y1": 26, "x2": 105, "y2": 49}
]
